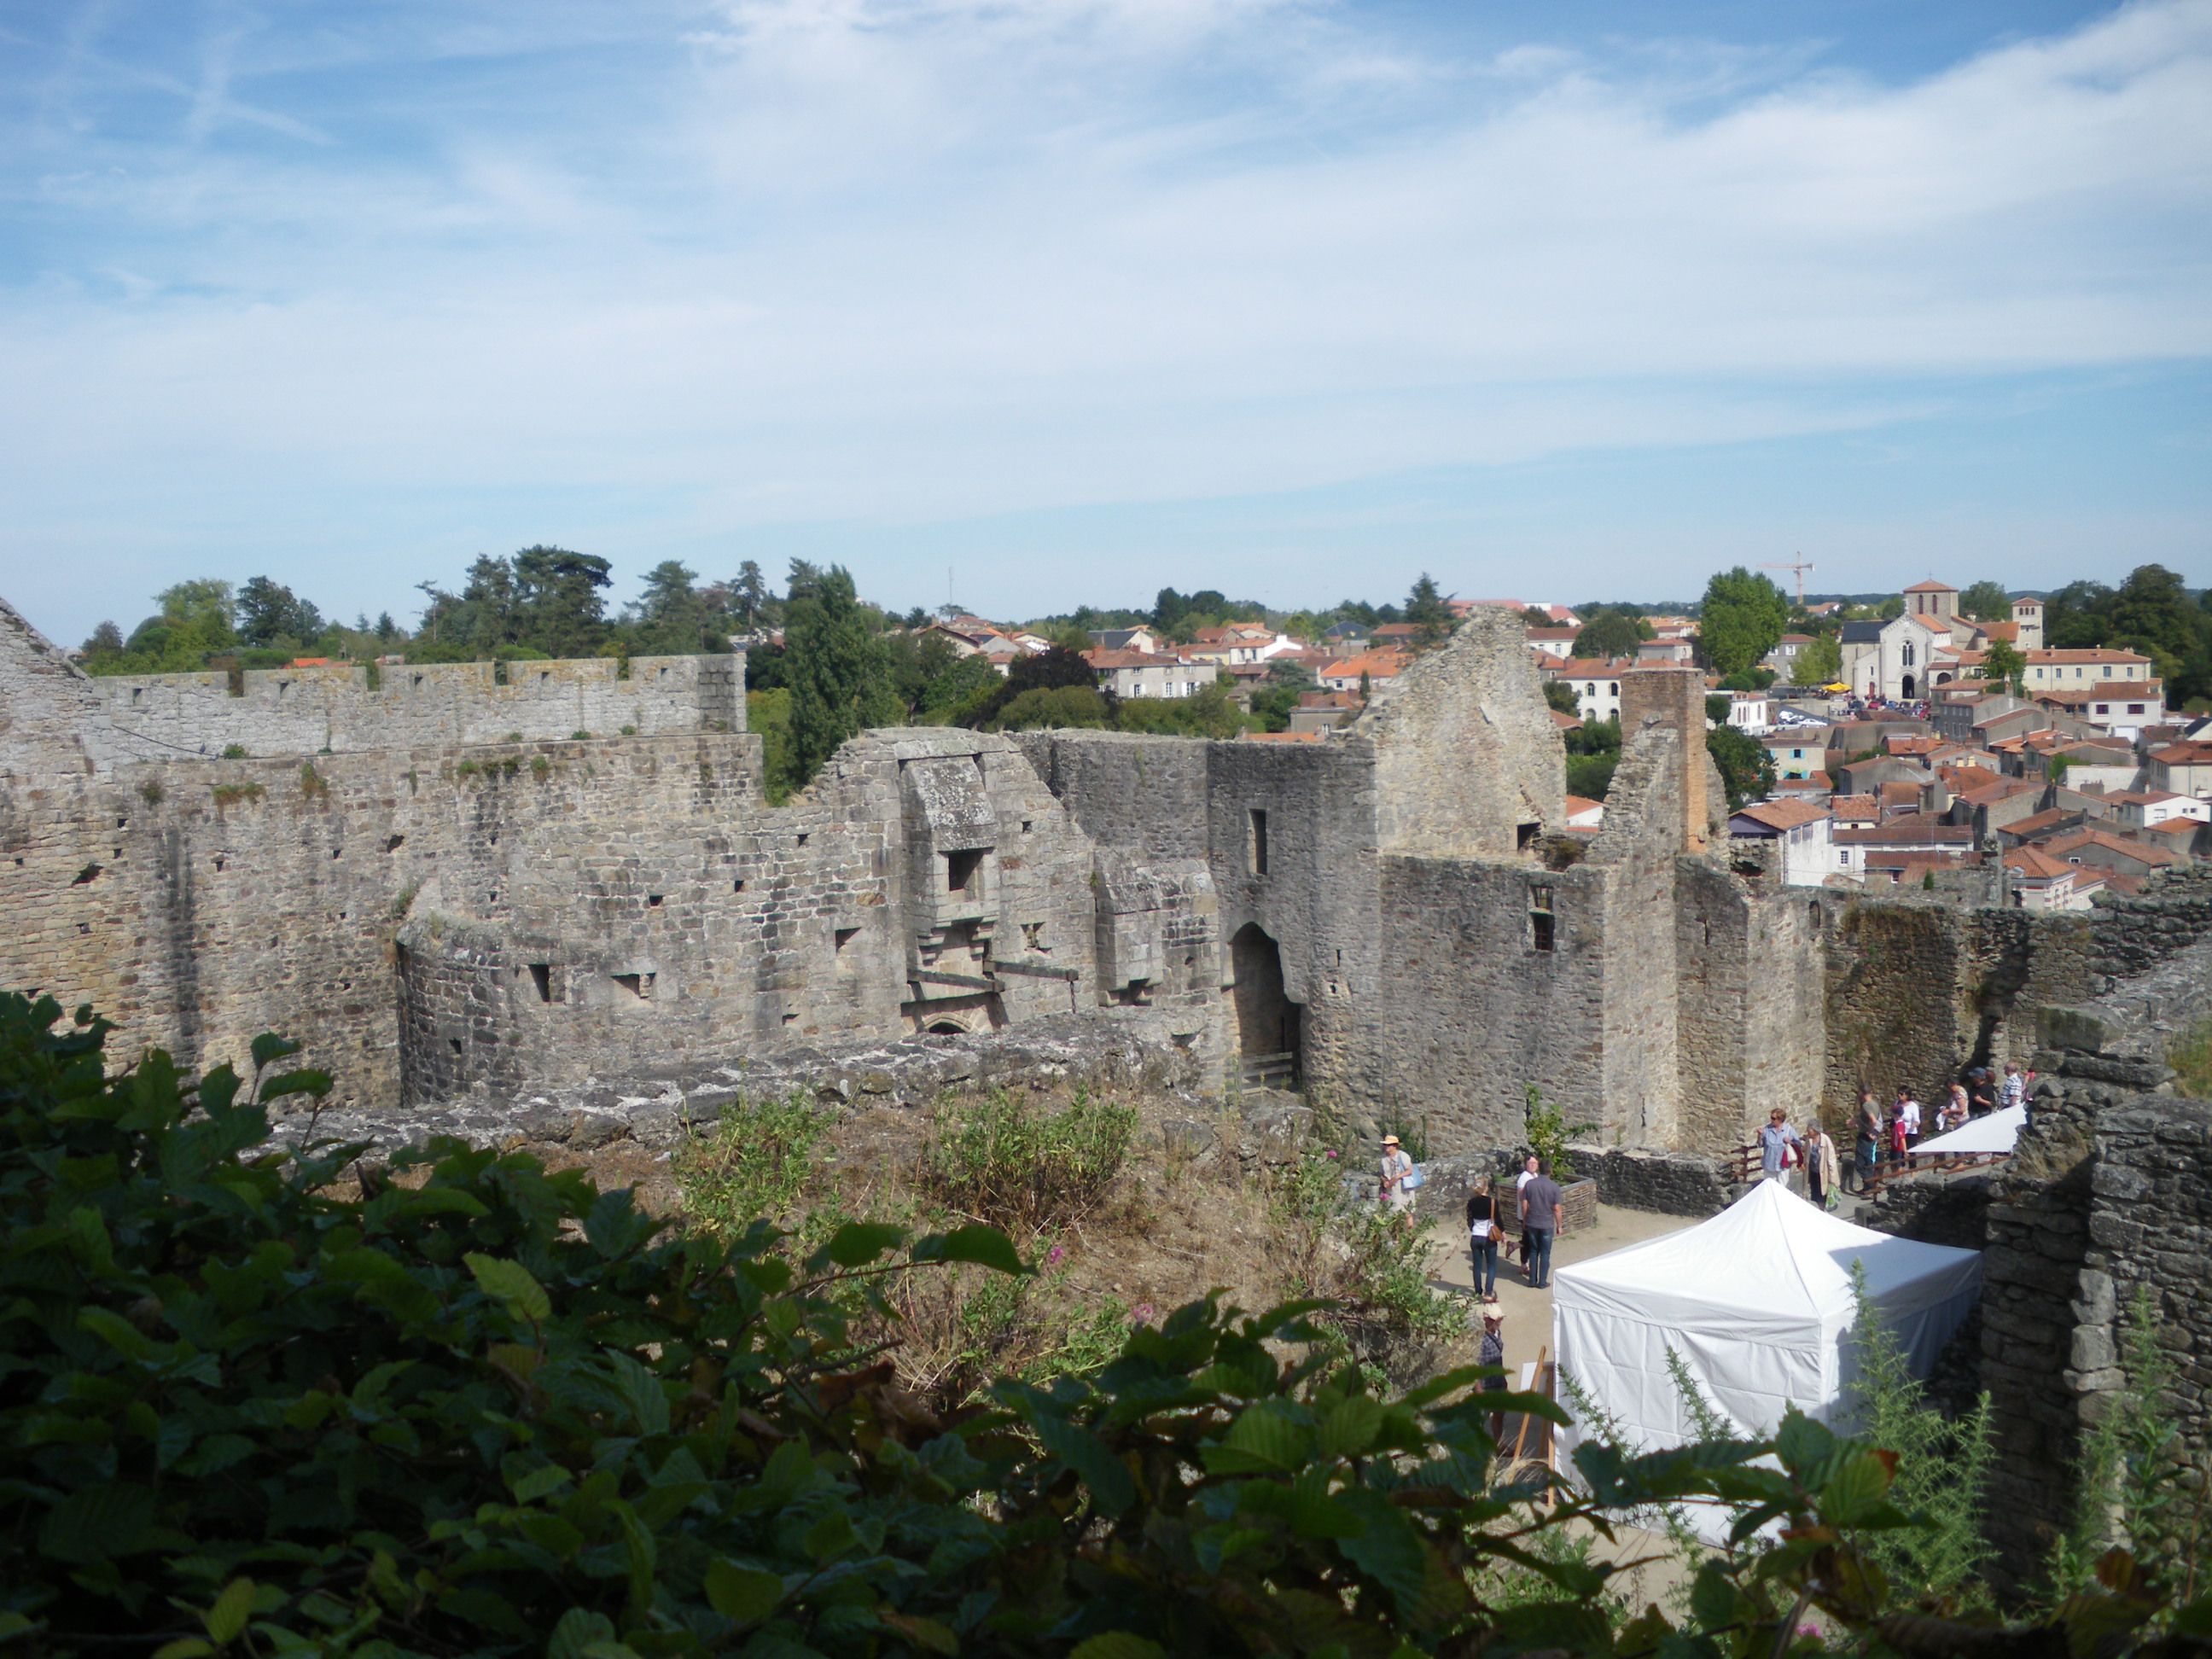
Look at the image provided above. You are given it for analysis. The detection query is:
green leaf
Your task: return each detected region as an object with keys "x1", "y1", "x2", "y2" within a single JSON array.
[
  {"x1": 1033, "y1": 1413, "x2": 1136, "y2": 1513},
  {"x1": 1819, "y1": 1449, "x2": 1895, "y2": 1527},
  {"x1": 464, "y1": 1253, "x2": 552, "y2": 1323},
  {"x1": 78, "y1": 1305, "x2": 157, "y2": 1363},
  {"x1": 152, "y1": 1644, "x2": 214, "y2": 1659},
  {"x1": 1069, "y1": 1637, "x2": 1167, "y2": 1659},
  {"x1": 1333, "y1": 1488, "x2": 1431, "y2": 1619},
  {"x1": 38, "y1": 1481, "x2": 154, "y2": 1564},
  {"x1": 0, "y1": 1613, "x2": 36, "y2": 1644},
  {"x1": 203, "y1": 1580, "x2": 255, "y2": 1644},
  {"x1": 821, "y1": 1220, "x2": 905, "y2": 1267},
  {"x1": 603, "y1": 1352, "x2": 671, "y2": 1437},
  {"x1": 326, "y1": 1249, "x2": 441, "y2": 1324},
  {"x1": 1202, "y1": 1400, "x2": 1310, "y2": 1475},
  {"x1": 548, "y1": 1609, "x2": 616, "y2": 1659},
  {"x1": 913, "y1": 1224, "x2": 1027, "y2": 1276},
  {"x1": 609, "y1": 1499, "x2": 656, "y2": 1612},
  {"x1": 703, "y1": 1560, "x2": 784, "y2": 1626},
  {"x1": 249, "y1": 1033, "x2": 303, "y2": 1070},
  {"x1": 509, "y1": 1464, "x2": 572, "y2": 1504},
  {"x1": 1316, "y1": 1394, "x2": 1383, "y2": 1460}
]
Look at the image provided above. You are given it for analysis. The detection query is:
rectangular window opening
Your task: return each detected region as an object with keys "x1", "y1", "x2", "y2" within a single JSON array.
[
  {"x1": 612, "y1": 971, "x2": 653, "y2": 999},
  {"x1": 945, "y1": 847, "x2": 986, "y2": 894},
  {"x1": 527, "y1": 963, "x2": 552, "y2": 1003},
  {"x1": 647, "y1": 894, "x2": 664, "y2": 908},
  {"x1": 1248, "y1": 808, "x2": 1269, "y2": 876},
  {"x1": 1516, "y1": 822, "x2": 1539, "y2": 852},
  {"x1": 1530, "y1": 882, "x2": 1556, "y2": 952},
  {"x1": 835, "y1": 925, "x2": 860, "y2": 954}
]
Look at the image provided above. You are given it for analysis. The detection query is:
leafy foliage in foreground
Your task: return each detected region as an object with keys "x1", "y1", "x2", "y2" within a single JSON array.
[{"x1": 3, "y1": 991, "x2": 2210, "y2": 1657}]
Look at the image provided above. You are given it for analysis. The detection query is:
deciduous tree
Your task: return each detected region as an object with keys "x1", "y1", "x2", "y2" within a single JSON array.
[
  {"x1": 1958, "y1": 580, "x2": 2011, "y2": 621},
  {"x1": 784, "y1": 564, "x2": 899, "y2": 788},
  {"x1": 1698, "y1": 568, "x2": 1790, "y2": 679}
]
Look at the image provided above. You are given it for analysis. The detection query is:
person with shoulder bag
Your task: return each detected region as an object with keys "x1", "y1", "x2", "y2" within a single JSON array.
[{"x1": 1465, "y1": 1176, "x2": 1502, "y2": 1296}]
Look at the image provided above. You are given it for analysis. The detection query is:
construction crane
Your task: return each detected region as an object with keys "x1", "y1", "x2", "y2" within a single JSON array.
[{"x1": 1760, "y1": 557, "x2": 1814, "y2": 608}]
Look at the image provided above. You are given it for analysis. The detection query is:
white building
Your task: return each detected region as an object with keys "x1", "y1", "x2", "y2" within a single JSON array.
[
  {"x1": 1082, "y1": 650, "x2": 1219, "y2": 701},
  {"x1": 1541, "y1": 658, "x2": 1629, "y2": 725},
  {"x1": 1727, "y1": 799, "x2": 1835, "y2": 887},
  {"x1": 2022, "y1": 649, "x2": 2152, "y2": 691}
]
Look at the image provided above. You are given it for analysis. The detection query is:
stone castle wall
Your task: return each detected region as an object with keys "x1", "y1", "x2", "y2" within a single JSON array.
[
  {"x1": 90, "y1": 654, "x2": 743, "y2": 759},
  {"x1": 1822, "y1": 870, "x2": 2212, "y2": 1127},
  {"x1": 3, "y1": 592, "x2": 1831, "y2": 1168}
]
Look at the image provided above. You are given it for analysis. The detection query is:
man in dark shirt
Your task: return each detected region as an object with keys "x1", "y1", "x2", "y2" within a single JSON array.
[{"x1": 1519, "y1": 1160, "x2": 1564, "y2": 1289}]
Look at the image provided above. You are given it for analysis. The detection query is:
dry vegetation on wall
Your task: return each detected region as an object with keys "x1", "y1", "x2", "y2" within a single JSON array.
[
  {"x1": 672, "y1": 1081, "x2": 1476, "y2": 1411},
  {"x1": 2167, "y1": 1018, "x2": 2212, "y2": 1101}
]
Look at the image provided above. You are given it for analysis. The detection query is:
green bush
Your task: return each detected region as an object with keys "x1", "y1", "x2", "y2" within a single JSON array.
[
  {"x1": 675, "y1": 1091, "x2": 830, "y2": 1237},
  {"x1": 1267, "y1": 1134, "x2": 1469, "y2": 1387},
  {"x1": 4, "y1": 990, "x2": 2206, "y2": 1656},
  {"x1": 918, "y1": 1087, "x2": 1135, "y2": 1237},
  {"x1": 1845, "y1": 1264, "x2": 1995, "y2": 1609}
]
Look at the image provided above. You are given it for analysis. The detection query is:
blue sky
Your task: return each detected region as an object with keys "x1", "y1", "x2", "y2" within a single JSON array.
[{"x1": 3, "y1": 0, "x2": 2208, "y2": 643}]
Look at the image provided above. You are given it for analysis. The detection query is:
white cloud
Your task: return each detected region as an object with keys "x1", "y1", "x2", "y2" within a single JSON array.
[{"x1": 1, "y1": 0, "x2": 2209, "y2": 635}]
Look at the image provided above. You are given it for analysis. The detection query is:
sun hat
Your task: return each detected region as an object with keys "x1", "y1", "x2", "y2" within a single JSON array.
[
  {"x1": 1479, "y1": 1299, "x2": 1505, "y2": 1323},
  {"x1": 1381, "y1": 1134, "x2": 1400, "y2": 1145}
]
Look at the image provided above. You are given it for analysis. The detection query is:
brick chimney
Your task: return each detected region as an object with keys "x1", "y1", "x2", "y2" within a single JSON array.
[{"x1": 1620, "y1": 665, "x2": 1709, "y2": 854}]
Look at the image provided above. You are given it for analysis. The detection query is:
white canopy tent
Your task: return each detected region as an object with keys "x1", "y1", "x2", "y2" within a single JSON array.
[
  {"x1": 1913, "y1": 1104, "x2": 2024, "y2": 1159},
  {"x1": 1553, "y1": 1180, "x2": 1980, "y2": 1538}
]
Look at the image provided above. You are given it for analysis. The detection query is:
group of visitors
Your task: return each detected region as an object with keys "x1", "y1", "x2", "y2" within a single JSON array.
[
  {"x1": 1459, "y1": 1155, "x2": 1563, "y2": 1293},
  {"x1": 1846, "y1": 1062, "x2": 2028, "y2": 1179}
]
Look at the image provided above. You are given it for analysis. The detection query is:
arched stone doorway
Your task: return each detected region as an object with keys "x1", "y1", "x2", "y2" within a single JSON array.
[
  {"x1": 1901, "y1": 672, "x2": 1917, "y2": 699},
  {"x1": 1230, "y1": 923, "x2": 1301, "y2": 1086}
]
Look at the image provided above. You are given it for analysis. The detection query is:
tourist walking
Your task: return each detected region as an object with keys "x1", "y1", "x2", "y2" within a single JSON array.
[
  {"x1": 1519, "y1": 1160, "x2": 1563, "y2": 1289},
  {"x1": 1478, "y1": 1300, "x2": 1508, "y2": 1393},
  {"x1": 1968, "y1": 1068, "x2": 1996, "y2": 1118},
  {"x1": 1515, "y1": 1152, "x2": 1540, "y2": 1197},
  {"x1": 1803, "y1": 1121, "x2": 1842, "y2": 1209},
  {"x1": 1941, "y1": 1082, "x2": 1970, "y2": 1136},
  {"x1": 2000, "y1": 1062, "x2": 2026, "y2": 1114},
  {"x1": 1854, "y1": 1088, "x2": 1882, "y2": 1190},
  {"x1": 1757, "y1": 1108, "x2": 1803, "y2": 1190},
  {"x1": 1898, "y1": 1089, "x2": 1924, "y2": 1154},
  {"x1": 1889, "y1": 1090, "x2": 1911, "y2": 1165},
  {"x1": 1465, "y1": 1177, "x2": 1502, "y2": 1297},
  {"x1": 1379, "y1": 1134, "x2": 1415, "y2": 1220}
]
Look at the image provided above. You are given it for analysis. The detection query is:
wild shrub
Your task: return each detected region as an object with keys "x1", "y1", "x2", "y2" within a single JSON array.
[
  {"x1": 1843, "y1": 1264, "x2": 1996, "y2": 1609},
  {"x1": 2048, "y1": 1286, "x2": 2210, "y2": 1615},
  {"x1": 918, "y1": 1086, "x2": 1134, "y2": 1237},
  {"x1": 673, "y1": 1090, "x2": 830, "y2": 1236},
  {"x1": 1268, "y1": 1136, "x2": 1468, "y2": 1387},
  {"x1": 2167, "y1": 1019, "x2": 2212, "y2": 1102},
  {"x1": 3, "y1": 989, "x2": 2207, "y2": 1654}
]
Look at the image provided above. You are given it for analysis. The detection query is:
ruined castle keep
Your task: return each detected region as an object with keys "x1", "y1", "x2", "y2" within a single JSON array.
[{"x1": 0, "y1": 597, "x2": 1820, "y2": 1152}]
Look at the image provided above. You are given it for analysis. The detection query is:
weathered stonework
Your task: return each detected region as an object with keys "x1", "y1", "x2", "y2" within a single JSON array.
[{"x1": 2, "y1": 594, "x2": 1819, "y2": 1156}]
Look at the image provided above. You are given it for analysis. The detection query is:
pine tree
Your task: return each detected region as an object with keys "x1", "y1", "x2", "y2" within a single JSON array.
[{"x1": 784, "y1": 565, "x2": 899, "y2": 790}]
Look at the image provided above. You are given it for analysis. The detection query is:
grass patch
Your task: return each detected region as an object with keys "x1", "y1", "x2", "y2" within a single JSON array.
[
  {"x1": 210, "y1": 782, "x2": 264, "y2": 807},
  {"x1": 299, "y1": 760, "x2": 328, "y2": 800},
  {"x1": 2167, "y1": 1019, "x2": 2212, "y2": 1101},
  {"x1": 918, "y1": 1086, "x2": 1136, "y2": 1237},
  {"x1": 676, "y1": 1091, "x2": 830, "y2": 1237}
]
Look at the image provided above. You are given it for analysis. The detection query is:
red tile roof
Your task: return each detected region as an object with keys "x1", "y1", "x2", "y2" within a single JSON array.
[
  {"x1": 1904, "y1": 579, "x2": 1958, "y2": 593},
  {"x1": 1732, "y1": 799, "x2": 1830, "y2": 832}
]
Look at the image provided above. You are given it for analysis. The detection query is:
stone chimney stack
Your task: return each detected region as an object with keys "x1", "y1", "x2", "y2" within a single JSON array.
[{"x1": 1619, "y1": 664, "x2": 1709, "y2": 854}]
